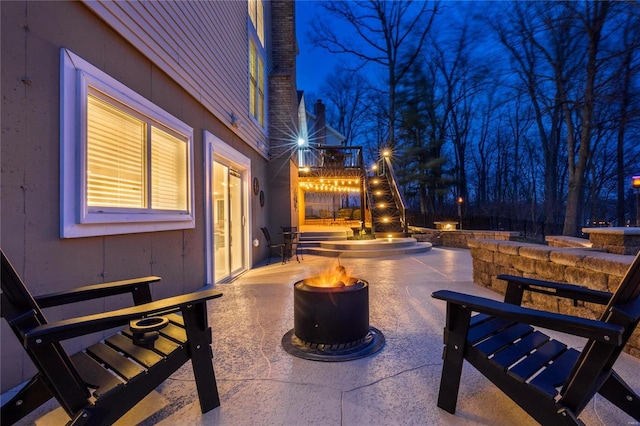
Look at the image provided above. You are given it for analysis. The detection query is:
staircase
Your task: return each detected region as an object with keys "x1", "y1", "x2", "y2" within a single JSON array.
[{"x1": 369, "y1": 173, "x2": 405, "y2": 237}]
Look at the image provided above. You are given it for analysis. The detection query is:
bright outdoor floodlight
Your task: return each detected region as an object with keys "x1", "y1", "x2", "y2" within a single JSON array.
[{"x1": 298, "y1": 137, "x2": 305, "y2": 146}]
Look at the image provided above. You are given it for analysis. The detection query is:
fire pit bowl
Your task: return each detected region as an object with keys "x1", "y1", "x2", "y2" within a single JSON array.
[{"x1": 282, "y1": 277, "x2": 385, "y2": 362}]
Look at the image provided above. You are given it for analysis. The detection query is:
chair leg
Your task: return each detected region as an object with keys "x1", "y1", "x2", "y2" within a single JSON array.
[
  {"x1": 437, "y1": 303, "x2": 472, "y2": 414},
  {"x1": 1, "y1": 374, "x2": 53, "y2": 425},
  {"x1": 182, "y1": 303, "x2": 221, "y2": 413},
  {"x1": 598, "y1": 370, "x2": 640, "y2": 420}
]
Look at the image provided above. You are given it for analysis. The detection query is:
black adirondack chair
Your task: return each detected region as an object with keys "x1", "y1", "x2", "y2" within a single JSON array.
[
  {"x1": 1, "y1": 249, "x2": 223, "y2": 425},
  {"x1": 432, "y1": 251, "x2": 640, "y2": 425}
]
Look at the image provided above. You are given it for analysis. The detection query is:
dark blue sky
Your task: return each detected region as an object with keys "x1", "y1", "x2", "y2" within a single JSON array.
[{"x1": 296, "y1": 1, "x2": 343, "y2": 97}]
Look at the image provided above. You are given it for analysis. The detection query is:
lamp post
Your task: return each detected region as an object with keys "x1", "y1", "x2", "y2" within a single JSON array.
[
  {"x1": 457, "y1": 197, "x2": 463, "y2": 230},
  {"x1": 633, "y1": 175, "x2": 640, "y2": 227}
]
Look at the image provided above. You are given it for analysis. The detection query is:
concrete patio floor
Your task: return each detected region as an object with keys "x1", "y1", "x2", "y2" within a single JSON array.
[{"x1": 9, "y1": 247, "x2": 640, "y2": 425}]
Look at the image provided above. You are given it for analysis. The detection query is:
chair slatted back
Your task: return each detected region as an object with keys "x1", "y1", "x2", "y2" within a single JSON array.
[
  {"x1": 261, "y1": 227, "x2": 273, "y2": 244},
  {"x1": 1, "y1": 250, "x2": 46, "y2": 324},
  {"x1": 561, "y1": 250, "x2": 640, "y2": 412},
  {"x1": 1, "y1": 249, "x2": 90, "y2": 414}
]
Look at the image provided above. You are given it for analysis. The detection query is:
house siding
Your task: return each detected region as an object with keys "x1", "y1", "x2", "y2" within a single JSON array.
[
  {"x1": 84, "y1": 0, "x2": 269, "y2": 158},
  {"x1": 0, "y1": 0, "x2": 273, "y2": 393}
]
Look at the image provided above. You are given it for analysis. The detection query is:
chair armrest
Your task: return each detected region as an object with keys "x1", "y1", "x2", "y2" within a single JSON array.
[
  {"x1": 34, "y1": 276, "x2": 161, "y2": 307},
  {"x1": 497, "y1": 274, "x2": 612, "y2": 305},
  {"x1": 432, "y1": 289, "x2": 623, "y2": 345},
  {"x1": 23, "y1": 289, "x2": 222, "y2": 347}
]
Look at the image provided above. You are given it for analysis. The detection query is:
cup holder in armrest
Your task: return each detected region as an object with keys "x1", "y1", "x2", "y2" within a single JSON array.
[{"x1": 129, "y1": 316, "x2": 169, "y2": 348}]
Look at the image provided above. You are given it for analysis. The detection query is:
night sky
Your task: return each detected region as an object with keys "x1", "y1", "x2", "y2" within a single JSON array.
[{"x1": 296, "y1": 1, "x2": 344, "y2": 97}]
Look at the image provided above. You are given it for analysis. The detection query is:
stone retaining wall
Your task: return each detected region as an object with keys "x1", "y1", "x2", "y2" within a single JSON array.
[
  {"x1": 410, "y1": 227, "x2": 519, "y2": 248},
  {"x1": 469, "y1": 239, "x2": 640, "y2": 358},
  {"x1": 582, "y1": 227, "x2": 640, "y2": 255},
  {"x1": 545, "y1": 235, "x2": 593, "y2": 249}
]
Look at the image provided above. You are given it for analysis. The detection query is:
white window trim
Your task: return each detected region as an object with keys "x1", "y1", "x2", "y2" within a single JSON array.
[
  {"x1": 203, "y1": 130, "x2": 252, "y2": 285},
  {"x1": 60, "y1": 48, "x2": 195, "y2": 238}
]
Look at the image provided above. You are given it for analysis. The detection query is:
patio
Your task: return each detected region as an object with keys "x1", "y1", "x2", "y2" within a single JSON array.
[{"x1": 7, "y1": 248, "x2": 640, "y2": 425}]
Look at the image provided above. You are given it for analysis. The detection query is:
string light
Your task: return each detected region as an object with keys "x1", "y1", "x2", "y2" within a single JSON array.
[{"x1": 298, "y1": 178, "x2": 361, "y2": 193}]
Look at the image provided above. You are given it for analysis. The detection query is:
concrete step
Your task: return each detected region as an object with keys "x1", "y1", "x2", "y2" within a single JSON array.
[
  {"x1": 303, "y1": 238, "x2": 432, "y2": 258},
  {"x1": 300, "y1": 230, "x2": 352, "y2": 242}
]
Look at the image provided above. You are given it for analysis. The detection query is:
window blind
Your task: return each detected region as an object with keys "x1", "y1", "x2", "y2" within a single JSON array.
[
  {"x1": 87, "y1": 95, "x2": 146, "y2": 208},
  {"x1": 151, "y1": 127, "x2": 188, "y2": 211}
]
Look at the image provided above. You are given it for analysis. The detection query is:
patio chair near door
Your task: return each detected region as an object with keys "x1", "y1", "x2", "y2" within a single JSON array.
[{"x1": 261, "y1": 227, "x2": 285, "y2": 265}]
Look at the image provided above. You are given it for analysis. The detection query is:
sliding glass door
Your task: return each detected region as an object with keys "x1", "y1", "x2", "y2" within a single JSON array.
[{"x1": 213, "y1": 161, "x2": 245, "y2": 282}]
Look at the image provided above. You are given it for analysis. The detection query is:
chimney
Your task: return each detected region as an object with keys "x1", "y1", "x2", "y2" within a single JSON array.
[{"x1": 314, "y1": 99, "x2": 326, "y2": 146}]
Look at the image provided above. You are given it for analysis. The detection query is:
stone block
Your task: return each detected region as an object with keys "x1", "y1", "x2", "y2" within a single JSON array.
[
  {"x1": 474, "y1": 239, "x2": 500, "y2": 252},
  {"x1": 471, "y1": 248, "x2": 494, "y2": 264},
  {"x1": 530, "y1": 292, "x2": 560, "y2": 312},
  {"x1": 581, "y1": 254, "x2": 632, "y2": 276},
  {"x1": 558, "y1": 299, "x2": 599, "y2": 320},
  {"x1": 490, "y1": 276, "x2": 507, "y2": 294},
  {"x1": 497, "y1": 242, "x2": 520, "y2": 255},
  {"x1": 549, "y1": 251, "x2": 586, "y2": 267},
  {"x1": 494, "y1": 251, "x2": 515, "y2": 268},
  {"x1": 534, "y1": 261, "x2": 566, "y2": 281},
  {"x1": 473, "y1": 269, "x2": 491, "y2": 288},
  {"x1": 519, "y1": 245, "x2": 552, "y2": 261},
  {"x1": 511, "y1": 255, "x2": 536, "y2": 273},
  {"x1": 467, "y1": 239, "x2": 481, "y2": 249},
  {"x1": 564, "y1": 267, "x2": 608, "y2": 291}
]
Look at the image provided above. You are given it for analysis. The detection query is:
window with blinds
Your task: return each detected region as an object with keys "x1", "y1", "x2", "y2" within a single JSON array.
[
  {"x1": 249, "y1": 39, "x2": 265, "y2": 126},
  {"x1": 86, "y1": 93, "x2": 188, "y2": 213},
  {"x1": 61, "y1": 48, "x2": 194, "y2": 238}
]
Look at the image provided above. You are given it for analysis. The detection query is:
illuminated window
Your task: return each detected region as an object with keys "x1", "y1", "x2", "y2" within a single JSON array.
[
  {"x1": 249, "y1": 40, "x2": 265, "y2": 126},
  {"x1": 61, "y1": 48, "x2": 194, "y2": 238},
  {"x1": 248, "y1": 0, "x2": 264, "y2": 46},
  {"x1": 248, "y1": 0, "x2": 265, "y2": 127}
]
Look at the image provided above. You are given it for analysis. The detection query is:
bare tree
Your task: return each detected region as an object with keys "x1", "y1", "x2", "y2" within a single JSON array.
[
  {"x1": 320, "y1": 67, "x2": 369, "y2": 147},
  {"x1": 310, "y1": 0, "x2": 439, "y2": 150},
  {"x1": 493, "y1": 2, "x2": 566, "y2": 230}
]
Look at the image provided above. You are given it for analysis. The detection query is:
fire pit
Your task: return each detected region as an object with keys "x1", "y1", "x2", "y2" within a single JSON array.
[{"x1": 282, "y1": 266, "x2": 385, "y2": 361}]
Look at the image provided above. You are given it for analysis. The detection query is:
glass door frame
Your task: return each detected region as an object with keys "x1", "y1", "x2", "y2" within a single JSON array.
[{"x1": 204, "y1": 130, "x2": 251, "y2": 285}]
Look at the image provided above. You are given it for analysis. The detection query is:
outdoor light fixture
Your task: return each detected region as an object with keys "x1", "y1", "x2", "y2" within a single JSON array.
[
  {"x1": 230, "y1": 112, "x2": 240, "y2": 128},
  {"x1": 298, "y1": 137, "x2": 305, "y2": 146},
  {"x1": 382, "y1": 149, "x2": 390, "y2": 158},
  {"x1": 457, "y1": 197, "x2": 463, "y2": 230},
  {"x1": 633, "y1": 175, "x2": 640, "y2": 227}
]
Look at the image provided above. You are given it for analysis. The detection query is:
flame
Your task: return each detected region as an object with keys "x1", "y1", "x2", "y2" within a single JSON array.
[{"x1": 305, "y1": 264, "x2": 358, "y2": 287}]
